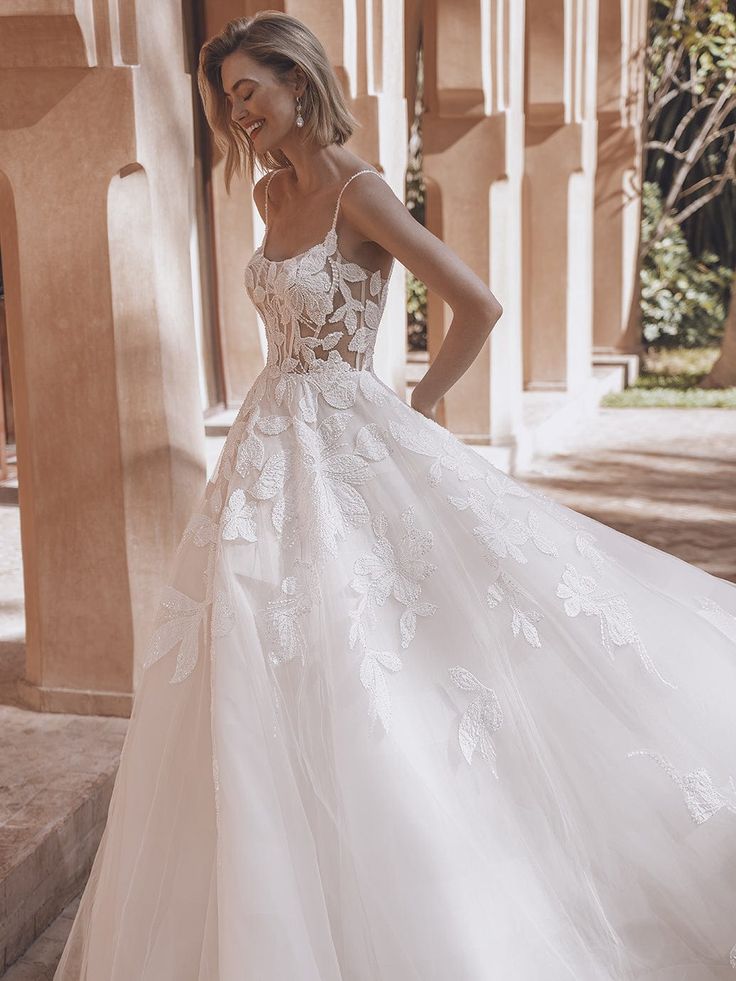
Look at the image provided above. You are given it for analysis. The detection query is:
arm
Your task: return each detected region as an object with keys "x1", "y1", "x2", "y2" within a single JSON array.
[{"x1": 341, "y1": 174, "x2": 503, "y2": 420}]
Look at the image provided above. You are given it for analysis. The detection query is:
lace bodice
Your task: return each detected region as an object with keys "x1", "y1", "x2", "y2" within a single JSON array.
[{"x1": 244, "y1": 169, "x2": 394, "y2": 376}]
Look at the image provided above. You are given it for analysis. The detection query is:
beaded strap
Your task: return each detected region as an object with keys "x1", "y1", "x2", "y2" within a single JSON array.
[
  {"x1": 264, "y1": 167, "x2": 381, "y2": 232},
  {"x1": 330, "y1": 169, "x2": 381, "y2": 229},
  {"x1": 263, "y1": 168, "x2": 285, "y2": 227}
]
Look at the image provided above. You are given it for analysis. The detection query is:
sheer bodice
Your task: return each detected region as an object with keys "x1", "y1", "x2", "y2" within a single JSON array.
[{"x1": 244, "y1": 169, "x2": 395, "y2": 377}]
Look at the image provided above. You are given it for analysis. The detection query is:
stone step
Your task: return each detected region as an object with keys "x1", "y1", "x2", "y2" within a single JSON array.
[
  {"x1": 0, "y1": 703, "x2": 126, "y2": 977},
  {"x1": 592, "y1": 349, "x2": 641, "y2": 386},
  {"x1": 1, "y1": 891, "x2": 80, "y2": 979},
  {"x1": 0, "y1": 446, "x2": 18, "y2": 507},
  {"x1": 513, "y1": 363, "x2": 627, "y2": 469}
]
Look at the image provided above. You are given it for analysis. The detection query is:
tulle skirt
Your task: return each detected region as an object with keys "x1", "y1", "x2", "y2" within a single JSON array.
[{"x1": 54, "y1": 363, "x2": 736, "y2": 980}]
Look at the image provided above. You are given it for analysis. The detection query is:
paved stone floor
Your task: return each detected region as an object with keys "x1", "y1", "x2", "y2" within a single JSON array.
[
  {"x1": 0, "y1": 405, "x2": 734, "y2": 979},
  {"x1": 0, "y1": 504, "x2": 24, "y2": 649},
  {"x1": 514, "y1": 406, "x2": 736, "y2": 582}
]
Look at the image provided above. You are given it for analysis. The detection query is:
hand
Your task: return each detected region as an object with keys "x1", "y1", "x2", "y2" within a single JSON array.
[{"x1": 410, "y1": 390, "x2": 439, "y2": 422}]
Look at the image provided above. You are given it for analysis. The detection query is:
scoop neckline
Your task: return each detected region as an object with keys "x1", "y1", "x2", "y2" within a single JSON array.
[
  {"x1": 259, "y1": 226, "x2": 336, "y2": 265},
  {"x1": 261, "y1": 167, "x2": 382, "y2": 264}
]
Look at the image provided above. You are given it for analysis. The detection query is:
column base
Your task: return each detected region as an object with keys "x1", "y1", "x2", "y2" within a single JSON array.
[{"x1": 16, "y1": 678, "x2": 133, "y2": 717}]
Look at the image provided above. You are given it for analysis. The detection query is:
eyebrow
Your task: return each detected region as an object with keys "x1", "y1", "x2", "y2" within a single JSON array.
[{"x1": 223, "y1": 78, "x2": 257, "y2": 97}]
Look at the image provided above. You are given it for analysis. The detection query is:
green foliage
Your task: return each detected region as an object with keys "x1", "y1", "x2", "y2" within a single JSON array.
[
  {"x1": 406, "y1": 32, "x2": 428, "y2": 352},
  {"x1": 407, "y1": 272, "x2": 427, "y2": 351},
  {"x1": 601, "y1": 345, "x2": 736, "y2": 406},
  {"x1": 640, "y1": 181, "x2": 733, "y2": 345},
  {"x1": 649, "y1": 1, "x2": 736, "y2": 101},
  {"x1": 602, "y1": 386, "x2": 736, "y2": 406}
]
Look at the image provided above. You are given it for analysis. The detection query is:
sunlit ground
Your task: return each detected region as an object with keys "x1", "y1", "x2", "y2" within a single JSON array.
[
  {"x1": 517, "y1": 399, "x2": 736, "y2": 582},
  {"x1": 601, "y1": 346, "x2": 736, "y2": 408}
]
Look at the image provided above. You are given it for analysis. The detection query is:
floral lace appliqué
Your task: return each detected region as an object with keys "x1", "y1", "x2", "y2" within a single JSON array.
[
  {"x1": 349, "y1": 507, "x2": 437, "y2": 732},
  {"x1": 627, "y1": 749, "x2": 736, "y2": 825},
  {"x1": 262, "y1": 561, "x2": 322, "y2": 667},
  {"x1": 556, "y1": 563, "x2": 678, "y2": 689},
  {"x1": 244, "y1": 170, "x2": 393, "y2": 379},
  {"x1": 448, "y1": 485, "x2": 559, "y2": 565}
]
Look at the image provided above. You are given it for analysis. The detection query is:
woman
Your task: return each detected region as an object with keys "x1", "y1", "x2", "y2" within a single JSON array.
[{"x1": 54, "y1": 11, "x2": 736, "y2": 980}]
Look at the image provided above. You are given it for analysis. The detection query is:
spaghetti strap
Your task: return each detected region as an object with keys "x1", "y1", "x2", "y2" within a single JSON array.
[
  {"x1": 263, "y1": 168, "x2": 286, "y2": 227},
  {"x1": 330, "y1": 169, "x2": 382, "y2": 230}
]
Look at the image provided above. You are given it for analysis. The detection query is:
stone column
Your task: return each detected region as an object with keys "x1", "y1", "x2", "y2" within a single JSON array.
[
  {"x1": 0, "y1": 2, "x2": 205, "y2": 715},
  {"x1": 422, "y1": 0, "x2": 526, "y2": 443},
  {"x1": 202, "y1": 1, "x2": 262, "y2": 407},
  {"x1": 0, "y1": 298, "x2": 7, "y2": 482},
  {"x1": 523, "y1": 0, "x2": 599, "y2": 393},
  {"x1": 594, "y1": 0, "x2": 648, "y2": 353}
]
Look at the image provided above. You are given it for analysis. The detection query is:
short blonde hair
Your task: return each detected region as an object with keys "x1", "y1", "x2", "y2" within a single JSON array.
[{"x1": 198, "y1": 12, "x2": 361, "y2": 193}]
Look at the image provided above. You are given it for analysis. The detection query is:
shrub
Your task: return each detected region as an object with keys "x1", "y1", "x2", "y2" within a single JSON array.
[{"x1": 640, "y1": 181, "x2": 733, "y2": 347}]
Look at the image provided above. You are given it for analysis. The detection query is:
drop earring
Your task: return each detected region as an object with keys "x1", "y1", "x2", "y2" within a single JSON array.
[{"x1": 295, "y1": 96, "x2": 304, "y2": 128}]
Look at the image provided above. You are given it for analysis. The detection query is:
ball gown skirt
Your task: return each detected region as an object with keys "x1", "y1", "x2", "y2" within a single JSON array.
[{"x1": 53, "y1": 170, "x2": 736, "y2": 979}]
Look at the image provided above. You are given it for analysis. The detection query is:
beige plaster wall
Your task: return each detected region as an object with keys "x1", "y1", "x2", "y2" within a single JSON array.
[{"x1": 0, "y1": 1, "x2": 206, "y2": 715}]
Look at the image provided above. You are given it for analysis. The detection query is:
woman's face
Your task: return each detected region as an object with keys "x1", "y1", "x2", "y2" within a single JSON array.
[{"x1": 220, "y1": 51, "x2": 302, "y2": 153}]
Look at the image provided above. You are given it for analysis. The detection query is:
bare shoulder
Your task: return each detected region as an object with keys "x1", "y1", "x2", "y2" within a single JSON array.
[
  {"x1": 341, "y1": 168, "x2": 502, "y2": 318},
  {"x1": 337, "y1": 167, "x2": 394, "y2": 234},
  {"x1": 252, "y1": 173, "x2": 270, "y2": 223},
  {"x1": 253, "y1": 168, "x2": 289, "y2": 222},
  {"x1": 338, "y1": 168, "x2": 410, "y2": 240}
]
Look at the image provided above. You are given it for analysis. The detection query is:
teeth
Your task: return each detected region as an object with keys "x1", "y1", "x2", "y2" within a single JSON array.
[{"x1": 246, "y1": 120, "x2": 264, "y2": 136}]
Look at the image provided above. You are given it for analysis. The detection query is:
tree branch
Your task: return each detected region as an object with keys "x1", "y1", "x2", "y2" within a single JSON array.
[{"x1": 671, "y1": 137, "x2": 736, "y2": 225}]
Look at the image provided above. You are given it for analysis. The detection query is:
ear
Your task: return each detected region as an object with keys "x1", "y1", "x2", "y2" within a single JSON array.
[{"x1": 292, "y1": 65, "x2": 308, "y2": 98}]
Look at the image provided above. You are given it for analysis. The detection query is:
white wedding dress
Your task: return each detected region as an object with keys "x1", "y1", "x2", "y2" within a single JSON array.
[{"x1": 54, "y1": 169, "x2": 736, "y2": 980}]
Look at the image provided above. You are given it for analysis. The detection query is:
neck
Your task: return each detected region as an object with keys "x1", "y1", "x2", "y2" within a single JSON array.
[{"x1": 277, "y1": 140, "x2": 345, "y2": 195}]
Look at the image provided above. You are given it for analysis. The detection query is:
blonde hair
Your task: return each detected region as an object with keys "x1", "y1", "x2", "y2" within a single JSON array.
[{"x1": 198, "y1": 12, "x2": 361, "y2": 193}]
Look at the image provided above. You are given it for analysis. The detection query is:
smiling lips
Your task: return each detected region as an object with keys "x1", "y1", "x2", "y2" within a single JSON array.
[{"x1": 245, "y1": 119, "x2": 264, "y2": 139}]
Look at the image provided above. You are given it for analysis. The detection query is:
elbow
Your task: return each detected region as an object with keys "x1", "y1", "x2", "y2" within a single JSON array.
[{"x1": 482, "y1": 297, "x2": 503, "y2": 330}]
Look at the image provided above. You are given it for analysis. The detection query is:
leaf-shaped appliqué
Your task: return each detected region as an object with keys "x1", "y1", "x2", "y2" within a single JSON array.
[
  {"x1": 486, "y1": 569, "x2": 543, "y2": 648},
  {"x1": 355, "y1": 424, "x2": 391, "y2": 461},
  {"x1": 212, "y1": 589, "x2": 235, "y2": 638},
  {"x1": 221, "y1": 489, "x2": 258, "y2": 543},
  {"x1": 250, "y1": 449, "x2": 287, "y2": 500},
  {"x1": 143, "y1": 587, "x2": 205, "y2": 685},
  {"x1": 448, "y1": 666, "x2": 504, "y2": 776},
  {"x1": 256, "y1": 414, "x2": 292, "y2": 436},
  {"x1": 390, "y1": 420, "x2": 484, "y2": 487},
  {"x1": 236, "y1": 431, "x2": 266, "y2": 478},
  {"x1": 360, "y1": 649, "x2": 403, "y2": 734}
]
